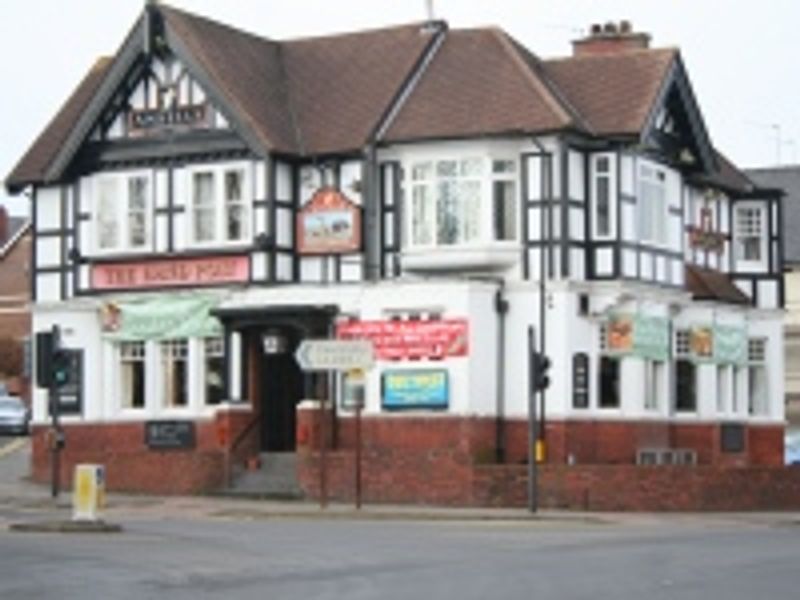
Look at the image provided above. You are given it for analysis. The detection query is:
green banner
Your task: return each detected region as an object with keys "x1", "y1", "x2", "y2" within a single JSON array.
[
  {"x1": 101, "y1": 295, "x2": 222, "y2": 341},
  {"x1": 713, "y1": 325, "x2": 747, "y2": 365},
  {"x1": 607, "y1": 314, "x2": 669, "y2": 361}
]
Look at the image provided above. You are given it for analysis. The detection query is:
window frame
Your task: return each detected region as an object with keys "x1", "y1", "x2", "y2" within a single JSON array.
[
  {"x1": 644, "y1": 359, "x2": 666, "y2": 412},
  {"x1": 734, "y1": 202, "x2": 767, "y2": 268},
  {"x1": 159, "y1": 339, "x2": 190, "y2": 410},
  {"x1": 118, "y1": 341, "x2": 147, "y2": 412},
  {"x1": 93, "y1": 170, "x2": 154, "y2": 254},
  {"x1": 203, "y1": 337, "x2": 225, "y2": 406},
  {"x1": 747, "y1": 337, "x2": 769, "y2": 416},
  {"x1": 186, "y1": 162, "x2": 253, "y2": 247},
  {"x1": 638, "y1": 162, "x2": 668, "y2": 246},
  {"x1": 591, "y1": 153, "x2": 615, "y2": 240}
]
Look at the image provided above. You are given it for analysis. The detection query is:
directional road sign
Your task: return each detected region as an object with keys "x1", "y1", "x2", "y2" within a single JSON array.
[{"x1": 295, "y1": 339, "x2": 374, "y2": 372}]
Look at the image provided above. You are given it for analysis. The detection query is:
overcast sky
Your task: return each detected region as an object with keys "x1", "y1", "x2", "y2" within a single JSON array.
[{"x1": 2, "y1": 0, "x2": 798, "y2": 216}]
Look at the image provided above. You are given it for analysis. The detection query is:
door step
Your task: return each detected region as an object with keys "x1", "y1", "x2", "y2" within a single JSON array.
[{"x1": 224, "y1": 452, "x2": 303, "y2": 500}]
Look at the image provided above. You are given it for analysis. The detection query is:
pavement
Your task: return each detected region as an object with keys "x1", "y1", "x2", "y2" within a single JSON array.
[{"x1": 2, "y1": 436, "x2": 800, "y2": 530}]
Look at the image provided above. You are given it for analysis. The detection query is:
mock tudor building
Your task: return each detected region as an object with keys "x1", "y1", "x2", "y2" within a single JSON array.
[{"x1": 4, "y1": 5, "x2": 787, "y2": 502}]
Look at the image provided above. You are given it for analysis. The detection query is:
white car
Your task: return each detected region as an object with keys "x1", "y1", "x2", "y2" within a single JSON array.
[{"x1": 0, "y1": 384, "x2": 29, "y2": 436}]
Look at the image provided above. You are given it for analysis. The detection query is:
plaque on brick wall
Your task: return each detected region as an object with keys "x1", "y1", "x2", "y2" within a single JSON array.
[
  {"x1": 572, "y1": 353, "x2": 589, "y2": 409},
  {"x1": 721, "y1": 423, "x2": 745, "y2": 453},
  {"x1": 145, "y1": 421, "x2": 196, "y2": 450}
]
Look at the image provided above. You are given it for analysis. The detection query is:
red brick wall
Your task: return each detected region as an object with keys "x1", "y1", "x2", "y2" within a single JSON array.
[
  {"x1": 30, "y1": 406, "x2": 258, "y2": 495},
  {"x1": 473, "y1": 465, "x2": 800, "y2": 511},
  {"x1": 296, "y1": 408, "x2": 791, "y2": 509}
]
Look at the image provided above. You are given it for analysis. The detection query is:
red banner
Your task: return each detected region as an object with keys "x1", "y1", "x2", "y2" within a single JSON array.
[
  {"x1": 92, "y1": 255, "x2": 249, "y2": 290},
  {"x1": 336, "y1": 319, "x2": 469, "y2": 360}
]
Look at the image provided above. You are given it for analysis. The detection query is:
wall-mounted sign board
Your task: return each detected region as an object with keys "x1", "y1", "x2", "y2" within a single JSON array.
[
  {"x1": 92, "y1": 255, "x2": 249, "y2": 291},
  {"x1": 382, "y1": 369, "x2": 449, "y2": 410},
  {"x1": 337, "y1": 319, "x2": 469, "y2": 361},
  {"x1": 297, "y1": 188, "x2": 361, "y2": 255},
  {"x1": 145, "y1": 421, "x2": 196, "y2": 450}
]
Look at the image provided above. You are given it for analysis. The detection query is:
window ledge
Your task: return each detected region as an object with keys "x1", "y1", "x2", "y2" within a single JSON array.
[{"x1": 401, "y1": 244, "x2": 520, "y2": 272}]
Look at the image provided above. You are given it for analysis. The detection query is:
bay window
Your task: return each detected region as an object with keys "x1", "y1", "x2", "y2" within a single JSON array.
[
  {"x1": 189, "y1": 164, "x2": 250, "y2": 245},
  {"x1": 406, "y1": 155, "x2": 517, "y2": 248},
  {"x1": 95, "y1": 172, "x2": 152, "y2": 252},
  {"x1": 639, "y1": 164, "x2": 667, "y2": 245}
]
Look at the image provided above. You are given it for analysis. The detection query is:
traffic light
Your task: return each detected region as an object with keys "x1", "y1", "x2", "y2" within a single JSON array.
[
  {"x1": 532, "y1": 352, "x2": 551, "y2": 392},
  {"x1": 52, "y1": 349, "x2": 72, "y2": 387}
]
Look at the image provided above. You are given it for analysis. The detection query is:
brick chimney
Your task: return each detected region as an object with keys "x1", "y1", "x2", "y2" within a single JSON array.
[
  {"x1": 572, "y1": 21, "x2": 651, "y2": 56},
  {"x1": 0, "y1": 205, "x2": 8, "y2": 245}
]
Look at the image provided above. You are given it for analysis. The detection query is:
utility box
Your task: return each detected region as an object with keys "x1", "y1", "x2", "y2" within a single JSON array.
[{"x1": 72, "y1": 464, "x2": 105, "y2": 521}]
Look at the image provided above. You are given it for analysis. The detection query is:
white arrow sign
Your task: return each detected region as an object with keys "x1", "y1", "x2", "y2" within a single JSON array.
[{"x1": 295, "y1": 339, "x2": 374, "y2": 372}]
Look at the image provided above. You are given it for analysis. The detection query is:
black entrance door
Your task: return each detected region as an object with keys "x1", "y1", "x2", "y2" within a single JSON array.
[{"x1": 260, "y1": 345, "x2": 304, "y2": 452}]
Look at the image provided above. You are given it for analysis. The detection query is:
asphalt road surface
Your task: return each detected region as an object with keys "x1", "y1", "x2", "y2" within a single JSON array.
[
  {"x1": 0, "y1": 513, "x2": 799, "y2": 599},
  {"x1": 1, "y1": 437, "x2": 799, "y2": 599}
]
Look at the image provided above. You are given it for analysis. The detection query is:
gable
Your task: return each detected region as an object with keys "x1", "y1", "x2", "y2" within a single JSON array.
[
  {"x1": 640, "y1": 57, "x2": 716, "y2": 174},
  {"x1": 91, "y1": 51, "x2": 231, "y2": 142}
]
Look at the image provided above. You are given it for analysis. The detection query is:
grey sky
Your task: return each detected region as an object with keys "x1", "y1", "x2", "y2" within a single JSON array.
[{"x1": 2, "y1": 0, "x2": 798, "y2": 216}]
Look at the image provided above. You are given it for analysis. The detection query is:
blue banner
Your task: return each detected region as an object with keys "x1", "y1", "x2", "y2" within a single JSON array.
[{"x1": 382, "y1": 370, "x2": 449, "y2": 410}]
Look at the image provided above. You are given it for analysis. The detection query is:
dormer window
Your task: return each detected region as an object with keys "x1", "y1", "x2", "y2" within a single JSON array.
[
  {"x1": 94, "y1": 171, "x2": 152, "y2": 253},
  {"x1": 734, "y1": 204, "x2": 765, "y2": 263}
]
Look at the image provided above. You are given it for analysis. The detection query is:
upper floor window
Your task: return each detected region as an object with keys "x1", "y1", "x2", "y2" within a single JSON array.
[
  {"x1": 592, "y1": 155, "x2": 612, "y2": 238},
  {"x1": 407, "y1": 156, "x2": 517, "y2": 248},
  {"x1": 639, "y1": 164, "x2": 668, "y2": 245},
  {"x1": 95, "y1": 172, "x2": 152, "y2": 252},
  {"x1": 188, "y1": 164, "x2": 250, "y2": 245},
  {"x1": 735, "y1": 204, "x2": 766, "y2": 263}
]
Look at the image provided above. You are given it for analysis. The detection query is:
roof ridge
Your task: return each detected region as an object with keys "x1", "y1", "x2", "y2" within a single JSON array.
[
  {"x1": 161, "y1": 6, "x2": 286, "y2": 153},
  {"x1": 281, "y1": 21, "x2": 430, "y2": 45},
  {"x1": 488, "y1": 28, "x2": 575, "y2": 130},
  {"x1": 158, "y1": 4, "x2": 278, "y2": 45}
]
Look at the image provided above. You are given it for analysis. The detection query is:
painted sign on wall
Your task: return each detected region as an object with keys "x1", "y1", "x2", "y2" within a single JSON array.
[
  {"x1": 337, "y1": 319, "x2": 469, "y2": 360},
  {"x1": 689, "y1": 325, "x2": 747, "y2": 365},
  {"x1": 382, "y1": 369, "x2": 449, "y2": 410},
  {"x1": 92, "y1": 255, "x2": 249, "y2": 290},
  {"x1": 297, "y1": 188, "x2": 361, "y2": 255}
]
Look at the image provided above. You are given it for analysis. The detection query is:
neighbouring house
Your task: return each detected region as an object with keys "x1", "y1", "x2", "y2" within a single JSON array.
[
  {"x1": 4, "y1": 5, "x2": 793, "y2": 509},
  {"x1": 0, "y1": 205, "x2": 31, "y2": 398},
  {"x1": 746, "y1": 166, "x2": 800, "y2": 433}
]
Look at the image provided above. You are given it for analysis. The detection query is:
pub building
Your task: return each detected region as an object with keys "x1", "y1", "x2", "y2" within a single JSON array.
[{"x1": 5, "y1": 4, "x2": 790, "y2": 507}]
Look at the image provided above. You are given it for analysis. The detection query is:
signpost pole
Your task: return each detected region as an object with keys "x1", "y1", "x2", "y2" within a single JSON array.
[
  {"x1": 355, "y1": 400, "x2": 362, "y2": 509},
  {"x1": 527, "y1": 326, "x2": 538, "y2": 514},
  {"x1": 319, "y1": 391, "x2": 328, "y2": 510}
]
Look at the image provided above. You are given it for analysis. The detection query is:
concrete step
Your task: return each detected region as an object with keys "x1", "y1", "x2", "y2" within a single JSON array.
[{"x1": 225, "y1": 452, "x2": 303, "y2": 500}]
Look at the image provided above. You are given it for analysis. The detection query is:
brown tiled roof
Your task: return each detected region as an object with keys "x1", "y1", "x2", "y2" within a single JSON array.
[
  {"x1": 384, "y1": 28, "x2": 576, "y2": 143},
  {"x1": 691, "y1": 149, "x2": 755, "y2": 194},
  {"x1": 282, "y1": 23, "x2": 436, "y2": 154},
  {"x1": 5, "y1": 57, "x2": 112, "y2": 191},
  {"x1": 542, "y1": 48, "x2": 676, "y2": 136},
  {"x1": 160, "y1": 6, "x2": 300, "y2": 154},
  {"x1": 685, "y1": 265, "x2": 750, "y2": 305}
]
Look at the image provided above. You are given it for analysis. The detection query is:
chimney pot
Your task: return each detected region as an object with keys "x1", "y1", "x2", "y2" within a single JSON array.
[{"x1": 572, "y1": 20, "x2": 651, "y2": 56}]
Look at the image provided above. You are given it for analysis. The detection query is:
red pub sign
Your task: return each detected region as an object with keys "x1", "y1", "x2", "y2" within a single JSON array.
[
  {"x1": 336, "y1": 319, "x2": 469, "y2": 360},
  {"x1": 91, "y1": 255, "x2": 250, "y2": 290},
  {"x1": 297, "y1": 188, "x2": 361, "y2": 255}
]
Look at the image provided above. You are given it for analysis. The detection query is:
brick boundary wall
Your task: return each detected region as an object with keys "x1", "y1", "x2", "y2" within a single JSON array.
[
  {"x1": 30, "y1": 406, "x2": 258, "y2": 495},
  {"x1": 296, "y1": 407, "x2": 792, "y2": 510}
]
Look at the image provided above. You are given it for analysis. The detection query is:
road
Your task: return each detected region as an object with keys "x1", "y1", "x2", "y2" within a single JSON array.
[{"x1": 0, "y1": 436, "x2": 798, "y2": 599}]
